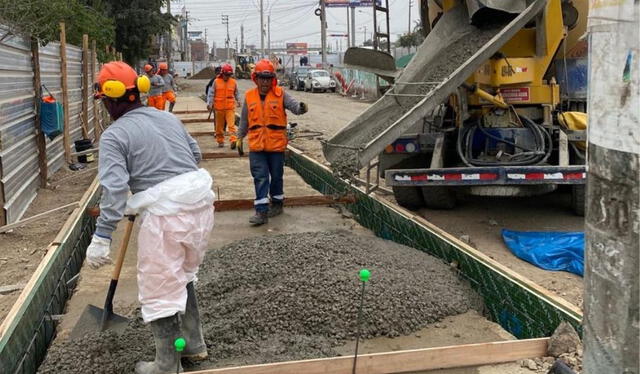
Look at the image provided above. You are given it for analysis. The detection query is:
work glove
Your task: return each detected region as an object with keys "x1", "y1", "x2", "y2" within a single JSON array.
[
  {"x1": 236, "y1": 137, "x2": 244, "y2": 156},
  {"x1": 299, "y1": 102, "x2": 308, "y2": 114},
  {"x1": 86, "y1": 234, "x2": 112, "y2": 269}
]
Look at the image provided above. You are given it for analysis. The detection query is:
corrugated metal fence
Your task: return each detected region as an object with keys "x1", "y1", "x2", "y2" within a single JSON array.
[{"x1": 0, "y1": 26, "x2": 102, "y2": 225}]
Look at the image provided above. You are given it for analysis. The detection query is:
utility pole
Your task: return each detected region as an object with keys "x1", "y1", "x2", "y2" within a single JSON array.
[
  {"x1": 222, "y1": 14, "x2": 230, "y2": 61},
  {"x1": 260, "y1": 0, "x2": 265, "y2": 58},
  {"x1": 241, "y1": 24, "x2": 245, "y2": 53},
  {"x1": 351, "y1": 6, "x2": 356, "y2": 48},
  {"x1": 320, "y1": 0, "x2": 327, "y2": 67},
  {"x1": 268, "y1": 14, "x2": 271, "y2": 57},
  {"x1": 583, "y1": 0, "x2": 639, "y2": 373},
  {"x1": 363, "y1": 26, "x2": 367, "y2": 46},
  {"x1": 408, "y1": 0, "x2": 413, "y2": 34},
  {"x1": 166, "y1": 0, "x2": 172, "y2": 70},
  {"x1": 346, "y1": 6, "x2": 350, "y2": 49}
]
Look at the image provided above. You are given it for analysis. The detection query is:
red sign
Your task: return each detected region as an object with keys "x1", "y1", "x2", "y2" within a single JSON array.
[
  {"x1": 500, "y1": 87, "x2": 530, "y2": 103},
  {"x1": 286, "y1": 42, "x2": 308, "y2": 55}
]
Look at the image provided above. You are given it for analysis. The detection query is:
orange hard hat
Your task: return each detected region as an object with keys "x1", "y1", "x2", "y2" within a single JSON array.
[
  {"x1": 98, "y1": 62, "x2": 139, "y2": 91},
  {"x1": 159, "y1": 62, "x2": 168, "y2": 70},
  {"x1": 252, "y1": 59, "x2": 276, "y2": 86},
  {"x1": 254, "y1": 59, "x2": 275, "y2": 77},
  {"x1": 144, "y1": 64, "x2": 153, "y2": 72}
]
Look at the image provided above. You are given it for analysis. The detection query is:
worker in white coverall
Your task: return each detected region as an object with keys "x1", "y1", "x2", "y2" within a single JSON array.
[{"x1": 85, "y1": 61, "x2": 215, "y2": 374}]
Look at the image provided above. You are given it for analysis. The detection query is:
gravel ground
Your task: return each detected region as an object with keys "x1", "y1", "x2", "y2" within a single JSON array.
[{"x1": 39, "y1": 230, "x2": 481, "y2": 373}]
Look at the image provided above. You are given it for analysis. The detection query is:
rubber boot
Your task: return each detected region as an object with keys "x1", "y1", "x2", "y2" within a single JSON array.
[
  {"x1": 230, "y1": 140, "x2": 237, "y2": 150},
  {"x1": 249, "y1": 211, "x2": 268, "y2": 225},
  {"x1": 135, "y1": 315, "x2": 183, "y2": 374},
  {"x1": 181, "y1": 282, "x2": 208, "y2": 360},
  {"x1": 268, "y1": 201, "x2": 283, "y2": 218},
  {"x1": 218, "y1": 143, "x2": 224, "y2": 148},
  {"x1": 168, "y1": 102, "x2": 175, "y2": 113}
]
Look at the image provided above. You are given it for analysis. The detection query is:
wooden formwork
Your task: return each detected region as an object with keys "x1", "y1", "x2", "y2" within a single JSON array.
[{"x1": 0, "y1": 146, "x2": 583, "y2": 374}]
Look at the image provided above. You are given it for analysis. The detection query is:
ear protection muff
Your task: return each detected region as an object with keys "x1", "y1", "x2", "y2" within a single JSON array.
[
  {"x1": 136, "y1": 75, "x2": 150, "y2": 94},
  {"x1": 102, "y1": 75, "x2": 151, "y2": 100},
  {"x1": 102, "y1": 79, "x2": 127, "y2": 98}
]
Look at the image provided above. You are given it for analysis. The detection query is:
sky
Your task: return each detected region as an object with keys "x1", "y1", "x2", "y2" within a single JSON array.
[{"x1": 169, "y1": 0, "x2": 420, "y2": 51}]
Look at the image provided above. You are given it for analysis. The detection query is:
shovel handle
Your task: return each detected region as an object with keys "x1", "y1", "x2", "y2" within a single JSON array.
[
  {"x1": 100, "y1": 215, "x2": 136, "y2": 330},
  {"x1": 112, "y1": 215, "x2": 136, "y2": 280}
]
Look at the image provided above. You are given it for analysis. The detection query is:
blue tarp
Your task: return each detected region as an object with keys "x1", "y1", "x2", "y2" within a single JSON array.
[{"x1": 501, "y1": 229, "x2": 585, "y2": 276}]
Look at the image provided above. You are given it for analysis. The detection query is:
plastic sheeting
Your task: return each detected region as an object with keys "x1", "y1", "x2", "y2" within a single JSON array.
[{"x1": 501, "y1": 229, "x2": 584, "y2": 276}]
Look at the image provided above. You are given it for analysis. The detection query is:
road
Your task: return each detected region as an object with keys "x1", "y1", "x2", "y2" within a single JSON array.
[{"x1": 178, "y1": 77, "x2": 584, "y2": 309}]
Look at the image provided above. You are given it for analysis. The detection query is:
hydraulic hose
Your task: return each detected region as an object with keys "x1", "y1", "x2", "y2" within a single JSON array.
[{"x1": 456, "y1": 115, "x2": 551, "y2": 167}]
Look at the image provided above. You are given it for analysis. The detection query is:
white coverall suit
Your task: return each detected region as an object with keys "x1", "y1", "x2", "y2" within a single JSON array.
[{"x1": 91, "y1": 106, "x2": 214, "y2": 323}]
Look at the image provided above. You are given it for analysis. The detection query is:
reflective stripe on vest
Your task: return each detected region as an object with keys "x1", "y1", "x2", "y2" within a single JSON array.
[
  {"x1": 214, "y1": 78, "x2": 237, "y2": 111},
  {"x1": 245, "y1": 87, "x2": 288, "y2": 152}
]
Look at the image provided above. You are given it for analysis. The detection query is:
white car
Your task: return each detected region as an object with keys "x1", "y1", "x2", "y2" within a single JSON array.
[{"x1": 304, "y1": 70, "x2": 337, "y2": 93}]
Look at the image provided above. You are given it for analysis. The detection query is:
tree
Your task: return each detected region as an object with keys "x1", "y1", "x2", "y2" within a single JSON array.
[
  {"x1": 106, "y1": 0, "x2": 173, "y2": 64},
  {"x1": 396, "y1": 21, "x2": 425, "y2": 49},
  {"x1": 0, "y1": 0, "x2": 114, "y2": 58}
]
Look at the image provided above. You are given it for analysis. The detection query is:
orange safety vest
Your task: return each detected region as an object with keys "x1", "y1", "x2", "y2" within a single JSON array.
[
  {"x1": 245, "y1": 86, "x2": 288, "y2": 152},
  {"x1": 214, "y1": 77, "x2": 237, "y2": 111}
]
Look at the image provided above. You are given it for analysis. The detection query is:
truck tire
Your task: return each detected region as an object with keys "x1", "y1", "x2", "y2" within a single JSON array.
[
  {"x1": 571, "y1": 185, "x2": 585, "y2": 216},
  {"x1": 421, "y1": 187, "x2": 456, "y2": 209},
  {"x1": 392, "y1": 186, "x2": 425, "y2": 210}
]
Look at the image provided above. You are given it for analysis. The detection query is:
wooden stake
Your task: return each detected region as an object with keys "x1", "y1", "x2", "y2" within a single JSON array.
[
  {"x1": 31, "y1": 37, "x2": 48, "y2": 188},
  {"x1": 81, "y1": 34, "x2": 89, "y2": 139},
  {"x1": 187, "y1": 338, "x2": 550, "y2": 374},
  {"x1": 59, "y1": 22, "x2": 71, "y2": 164},
  {"x1": 91, "y1": 39, "x2": 101, "y2": 142}
]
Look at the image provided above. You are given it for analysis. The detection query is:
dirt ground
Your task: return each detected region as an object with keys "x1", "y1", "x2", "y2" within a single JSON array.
[
  {"x1": 178, "y1": 77, "x2": 584, "y2": 309},
  {"x1": 0, "y1": 164, "x2": 98, "y2": 324}
]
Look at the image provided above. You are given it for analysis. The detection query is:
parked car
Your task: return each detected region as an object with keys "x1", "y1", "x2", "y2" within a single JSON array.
[
  {"x1": 288, "y1": 66, "x2": 312, "y2": 91},
  {"x1": 304, "y1": 70, "x2": 337, "y2": 93}
]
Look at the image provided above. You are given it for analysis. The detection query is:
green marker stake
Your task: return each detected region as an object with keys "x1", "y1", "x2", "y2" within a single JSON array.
[
  {"x1": 352, "y1": 269, "x2": 370, "y2": 374},
  {"x1": 174, "y1": 338, "x2": 186, "y2": 374}
]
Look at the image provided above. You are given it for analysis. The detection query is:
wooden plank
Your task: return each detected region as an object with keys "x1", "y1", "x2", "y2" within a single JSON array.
[
  {"x1": 190, "y1": 131, "x2": 216, "y2": 137},
  {"x1": 0, "y1": 202, "x2": 79, "y2": 233},
  {"x1": 59, "y1": 22, "x2": 71, "y2": 164},
  {"x1": 174, "y1": 109, "x2": 209, "y2": 114},
  {"x1": 214, "y1": 195, "x2": 356, "y2": 212},
  {"x1": 81, "y1": 34, "x2": 89, "y2": 139},
  {"x1": 31, "y1": 37, "x2": 48, "y2": 188},
  {"x1": 189, "y1": 338, "x2": 549, "y2": 374},
  {"x1": 202, "y1": 152, "x2": 243, "y2": 160},
  {"x1": 287, "y1": 146, "x2": 584, "y2": 320},
  {"x1": 91, "y1": 40, "x2": 100, "y2": 142},
  {"x1": 86, "y1": 195, "x2": 356, "y2": 217},
  {"x1": 182, "y1": 118, "x2": 213, "y2": 124}
]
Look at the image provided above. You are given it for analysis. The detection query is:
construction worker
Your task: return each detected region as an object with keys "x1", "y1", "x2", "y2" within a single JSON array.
[
  {"x1": 145, "y1": 64, "x2": 166, "y2": 110},
  {"x1": 237, "y1": 59, "x2": 308, "y2": 225},
  {"x1": 158, "y1": 62, "x2": 177, "y2": 112},
  {"x1": 206, "y1": 63, "x2": 240, "y2": 148},
  {"x1": 86, "y1": 61, "x2": 214, "y2": 373}
]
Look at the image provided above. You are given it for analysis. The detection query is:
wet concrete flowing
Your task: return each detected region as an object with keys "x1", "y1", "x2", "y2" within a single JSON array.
[{"x1": 39, "y1": 230, "x2": 481, "y2": 373}]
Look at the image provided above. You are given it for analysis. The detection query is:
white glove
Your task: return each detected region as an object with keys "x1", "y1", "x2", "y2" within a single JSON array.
[{"x1": 86, "y1": 235, "x2": 112, "y2": 269}]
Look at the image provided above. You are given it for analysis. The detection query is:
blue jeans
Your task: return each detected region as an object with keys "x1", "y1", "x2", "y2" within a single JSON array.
[{"x1": 249, "y1": 151, "x2": 285, "y2": 213}]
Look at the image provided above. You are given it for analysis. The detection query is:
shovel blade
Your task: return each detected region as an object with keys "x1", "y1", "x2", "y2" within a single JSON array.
[{"x1": 70, "y1": 304, "x2": 129, "y2": 340}]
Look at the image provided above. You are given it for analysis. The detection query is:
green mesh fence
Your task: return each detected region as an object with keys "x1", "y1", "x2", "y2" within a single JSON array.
[
  {"x1": 287, "y1": 150, "x2": 582, "y2": 339},
  {"x1": 0, "y1": 188, "x2": 99, "y2": 374}
]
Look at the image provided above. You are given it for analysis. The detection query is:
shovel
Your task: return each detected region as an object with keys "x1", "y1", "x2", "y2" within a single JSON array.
[{"x1": 70, "y1": 215, "x2": 136, "y2": 339}]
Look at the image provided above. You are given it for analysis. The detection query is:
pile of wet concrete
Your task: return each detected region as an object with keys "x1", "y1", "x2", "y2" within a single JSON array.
[{"x1": 39, "y1": 230, "x2": 482, "y2": 373}]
